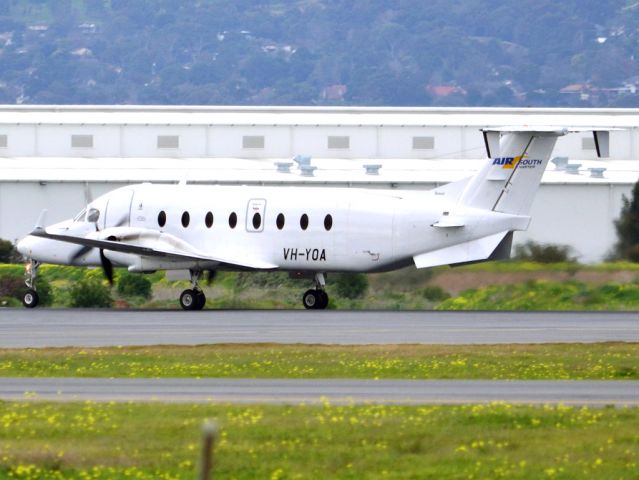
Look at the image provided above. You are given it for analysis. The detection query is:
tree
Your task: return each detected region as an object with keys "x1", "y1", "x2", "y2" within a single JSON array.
[
  {"x1": 0, "y1": 239, "x2": 21, "y2": 263},
  {"x1": 613, "y1": 180, "x2": 639, "y2": 261}
]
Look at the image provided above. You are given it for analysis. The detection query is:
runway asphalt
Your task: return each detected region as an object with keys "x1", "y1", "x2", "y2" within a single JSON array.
[
  {"x1": 1, "y1": 377, "x2": 637, "y2": 405},
  {"x1": 1, "y1": 309, "x2": 638, "y2": 347}
]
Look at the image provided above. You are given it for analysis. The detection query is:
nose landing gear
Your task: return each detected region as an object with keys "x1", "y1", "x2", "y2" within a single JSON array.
[
  {"x1": 22, "y1": 260, "x2": 40, "y2": 308},
  {"x1": 302, "y1": 272, "x2": 329, "y2": 310},
  {"x1": 179, "y1": 270, "x2": 206, "y2": 311}
]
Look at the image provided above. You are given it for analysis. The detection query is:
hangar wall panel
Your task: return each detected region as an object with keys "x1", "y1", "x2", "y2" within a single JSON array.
[
  {"x1": 0, "y1": 126, "x2": 36, "y2": 156},
  {"x1": 210, "y1": 126, "x2": 291, "y2": 158},
  {"x1": 37, "y1": 126, "x2": 122, "y2": 157},
  {"x1": 291, "y1": 127, "x2": 377, "y2": 158},
  {"x1": 122, "y1": 126, "x2": 207, "y2": 157},
  {"x1": 518, "y1": 183, "x2": 629, "y2": 262}
]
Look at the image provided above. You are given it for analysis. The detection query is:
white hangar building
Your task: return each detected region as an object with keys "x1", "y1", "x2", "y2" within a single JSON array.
[{"x1": 1, "y1": 105, "x2": 639, "y2": 263}]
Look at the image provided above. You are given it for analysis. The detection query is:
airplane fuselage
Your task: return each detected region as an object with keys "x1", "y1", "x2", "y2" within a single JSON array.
[{"x1": 22, "y1": 182, "x2": 477, "y2": 273}]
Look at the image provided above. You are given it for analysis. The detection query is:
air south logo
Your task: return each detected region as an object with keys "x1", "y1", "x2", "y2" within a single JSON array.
[
  {"x1": 492, "y1": 155, "x2": 522, "y2": 169},
  {"x1": 492, "y1": 156, "x2": 543, "y2": 169}
]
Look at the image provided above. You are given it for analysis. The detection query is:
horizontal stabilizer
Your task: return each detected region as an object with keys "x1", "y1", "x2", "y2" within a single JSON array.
[{"x1": 413, "y1": 231, "x2": 509, "y2": 269}]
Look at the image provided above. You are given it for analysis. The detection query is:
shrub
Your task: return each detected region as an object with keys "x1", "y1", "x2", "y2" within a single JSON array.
[
  {"x1": 0, "y1": 239, "x2": 21, "y2": 263},
  {"x1": 0, "y1": 269, "x2": 52, "y2": 306},
  {"x1": 69, "y1": 278, "x2": 113, "y2": 308},
  {"x1": 333, "y1": 273, "x2": 368, "y2": 299},
  {"x1": 117, "y1": 271, "x2": 152, "y2": 299},
  {"x1": 421, "y1": 285, "x2": 450, "y2": 302},
  {"x1": 513, "y1": 241, "x2": 577, "y2": 263}
]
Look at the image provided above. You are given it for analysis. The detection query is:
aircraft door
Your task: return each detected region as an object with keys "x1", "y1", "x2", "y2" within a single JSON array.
[
  {"x1": 104, "y1": 189, "x2": 134, "y2": 228},
  {"x1": 246, "y1": 198, "x2": 266, "y2": 232}
]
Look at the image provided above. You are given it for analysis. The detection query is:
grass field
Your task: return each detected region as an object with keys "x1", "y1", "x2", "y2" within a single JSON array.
[
  {"x1": 5, "y1": 262, "x2": 639, "y2": 310},
  {"x1": 1, "y1": 343, "x2": 637, "y2": 380},
  {"x1": 1, "y1": 401, "x2": 638, "y2": 479}
]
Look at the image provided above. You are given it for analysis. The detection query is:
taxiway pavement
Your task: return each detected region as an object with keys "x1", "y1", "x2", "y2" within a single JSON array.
[{"x1": 1, "y1": 377, "x2": 637, "y2": 405}]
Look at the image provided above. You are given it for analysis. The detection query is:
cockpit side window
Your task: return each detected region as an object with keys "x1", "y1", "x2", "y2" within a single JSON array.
[
  {"x1": 86, "y1": 208, "x2": 100, "y2": 223},
  {"x1": 73, "y1": 208, "x2": 87, "y2": 222}
]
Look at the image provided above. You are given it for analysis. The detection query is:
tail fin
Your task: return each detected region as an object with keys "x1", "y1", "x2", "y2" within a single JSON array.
[{"x1": 456, "y1": 128, "x2": 609, "y2": 215}]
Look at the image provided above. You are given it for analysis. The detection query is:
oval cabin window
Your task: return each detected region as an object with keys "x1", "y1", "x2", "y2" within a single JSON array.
[
  {"x1": 276, "y1": 213, "x2": 285, "y2": 230},
  {"x1": 324, "y1": 214, "x2": 333, "y2": 231},
  {"x1": 252, "y1": 212, "x2": 261, "y2": 230},
  {"x1": 181, "y1": 211, "x2": 190, "y2": 228},
  {"x1": 205, "y1": 212, "x2": 213, "y2": 228},
  {"x1": 158, "y1": 211, "x2": 166, "y2": 227},
  {"x1": 300, "y1": 214, "x2": 309, "y2": 231},
  {"x1": 229, "y1": 212, "x2": 237, "y2": 229}
]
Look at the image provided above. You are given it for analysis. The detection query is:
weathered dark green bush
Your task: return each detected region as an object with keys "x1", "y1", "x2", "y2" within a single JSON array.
[
  {"x1": 69, "y1": 278, "x2": 113, "y2": 308},
  {"x1": 421, "y1": 285, "x2": 450, "y2": 302},
  {"x1": 513, "y1": 241, "x2": 576, "y2": 263},
  {"x1": 333, "y1": 273, "x2": 368, "y2": 299},
  {"x1": 117, "y1": 271, "x2": 152, "y2": 299},
  {"x1": 0, "y1": 239, "x2": 21, "y2": 263},
  {"x1": 0, "y1": 269, "x2": 52, "y2": 306}
]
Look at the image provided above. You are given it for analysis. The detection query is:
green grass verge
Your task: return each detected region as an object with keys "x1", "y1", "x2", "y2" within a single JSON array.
[
  {"x1": 4, "y1": 263, "x2": 639, "y2": 309},
  {"x1": 437, "y1": 280, "x2": 639, "y2": 310},
  {"x1": 1, "y1": 401, "x2": 638, "y2": 479},
  {"x1": 1, "y1": 343, "x2": 637, "y2": 380}
]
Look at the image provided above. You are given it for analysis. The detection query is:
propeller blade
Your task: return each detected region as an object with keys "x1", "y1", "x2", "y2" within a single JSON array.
[
  {"x1": 99, "y1": 249, "x2": 114, "y2": 286},
  {"x1": 206, "y1": 270, "x2": 217, "y2": 285},
  {"x1": 70, "y1": 245, "x2": 93, "y2": 262}
]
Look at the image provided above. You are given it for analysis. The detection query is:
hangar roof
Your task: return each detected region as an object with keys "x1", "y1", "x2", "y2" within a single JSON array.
[
  {"x1": 1, "y1": 156, "x2": 636, "y2": 186},
  {"x1": 1, "y1": 105, "x2": 639, "y2": 128}
]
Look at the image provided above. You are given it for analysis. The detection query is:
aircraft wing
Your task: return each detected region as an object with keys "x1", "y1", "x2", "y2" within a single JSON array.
[{"x1": 29, "y1": 228, "x2": 278, "y2": 270}]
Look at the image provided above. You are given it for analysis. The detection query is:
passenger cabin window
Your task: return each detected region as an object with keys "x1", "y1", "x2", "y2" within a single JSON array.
[
  {"x1": 300, "y1": 214, "x2": 309, "y2": 230},
  {"x1": 158, "y1": 211, "x2": 166, "y2": 227},
  {"x1": 252, "y1": 212, "x2": 262, "y2": 230},
  {"x1": 324, "y1": 214, "x2": 333, "y2": 231},
  {"x1": 181, "y1": 211, "x2": 190, "y2": 228},
  {"x1": 229, "y1": 212, "x2": 238, "y2": 229},
  {"x1": 71, "y1": 134, "x2": 93, "y2": 148},
  {"x1": 205, "y1": 212, "x2": 214, "y2": 228},
  {"x1": 276, "y1": 213, "x2": 285, "y2": 230}
]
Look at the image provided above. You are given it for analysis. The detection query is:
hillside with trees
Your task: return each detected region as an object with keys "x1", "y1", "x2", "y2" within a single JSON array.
[{"x1": 0, "y1": 0, "x2": 638, "y2": 106}]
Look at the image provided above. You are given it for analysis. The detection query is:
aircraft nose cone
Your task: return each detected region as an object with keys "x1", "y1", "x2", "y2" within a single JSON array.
[{"x1": 17, "y1": 236, "x2": 34, "y2": 257}]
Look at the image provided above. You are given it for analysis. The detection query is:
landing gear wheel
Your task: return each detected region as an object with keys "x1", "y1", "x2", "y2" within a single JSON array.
[
  {"x1": 302, "y1": 289, "x2": 320, "y2": 310},
  {"x1": 22, "y1": 289, "x2": 39, "y2": 308},
  {"x1": 180, "y1": 289, "x2": 197, "y2": 311},
  {"x1": 194, "y1": 290, "x2": 206, "y2": 310},
  {"x1": 317, "y1": 290, "x2": 329, "y2": 310}
]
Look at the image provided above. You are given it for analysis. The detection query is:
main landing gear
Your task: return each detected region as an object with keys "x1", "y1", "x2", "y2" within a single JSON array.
[
  {"x1": 22, "y1": 259, "x2": 40, "y2": 308},
  {"x1": 302, "y1": 273, "x2": 329, "y2": 310},
  {"x1": 179, "y1": 270, "x2": 206, "y2": 311}
]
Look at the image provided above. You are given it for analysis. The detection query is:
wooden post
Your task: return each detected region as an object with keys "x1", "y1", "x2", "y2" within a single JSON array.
[{"x1": 198, "y1": 421, "x2": 217, "y2": 480}]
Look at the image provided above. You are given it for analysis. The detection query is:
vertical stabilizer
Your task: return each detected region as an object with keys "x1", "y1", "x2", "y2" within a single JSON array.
[{"x1": 457, "y1": 129, "x2": 562, "y2": 216}]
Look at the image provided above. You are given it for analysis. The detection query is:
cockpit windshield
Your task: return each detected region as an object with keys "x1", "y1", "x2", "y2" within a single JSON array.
[{"x1": 73, "y1": 208, "x2": 87, "y2": 222}]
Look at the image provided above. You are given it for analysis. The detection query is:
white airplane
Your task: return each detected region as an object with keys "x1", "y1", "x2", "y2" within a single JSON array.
[{"x1": 17, "y1": 127, "x2": 610, "y2": 310}]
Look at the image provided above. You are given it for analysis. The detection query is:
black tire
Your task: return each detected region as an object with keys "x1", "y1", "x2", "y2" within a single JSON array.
[
  {"x1": 194, "y1": 290, "x2": 206, "y2": 310},
  {"x1": 317, "y1": 290, "x2": 329, "y2": 310},
  {"x1": 23, "y1": 289, "x2": 39, "y2": 308},
  {"x1": 179, "y1": 289, "x2": 197, "y2": 311},
  {"x1": 302, "y1": 289, "x2": 320, "y2": 309}
]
